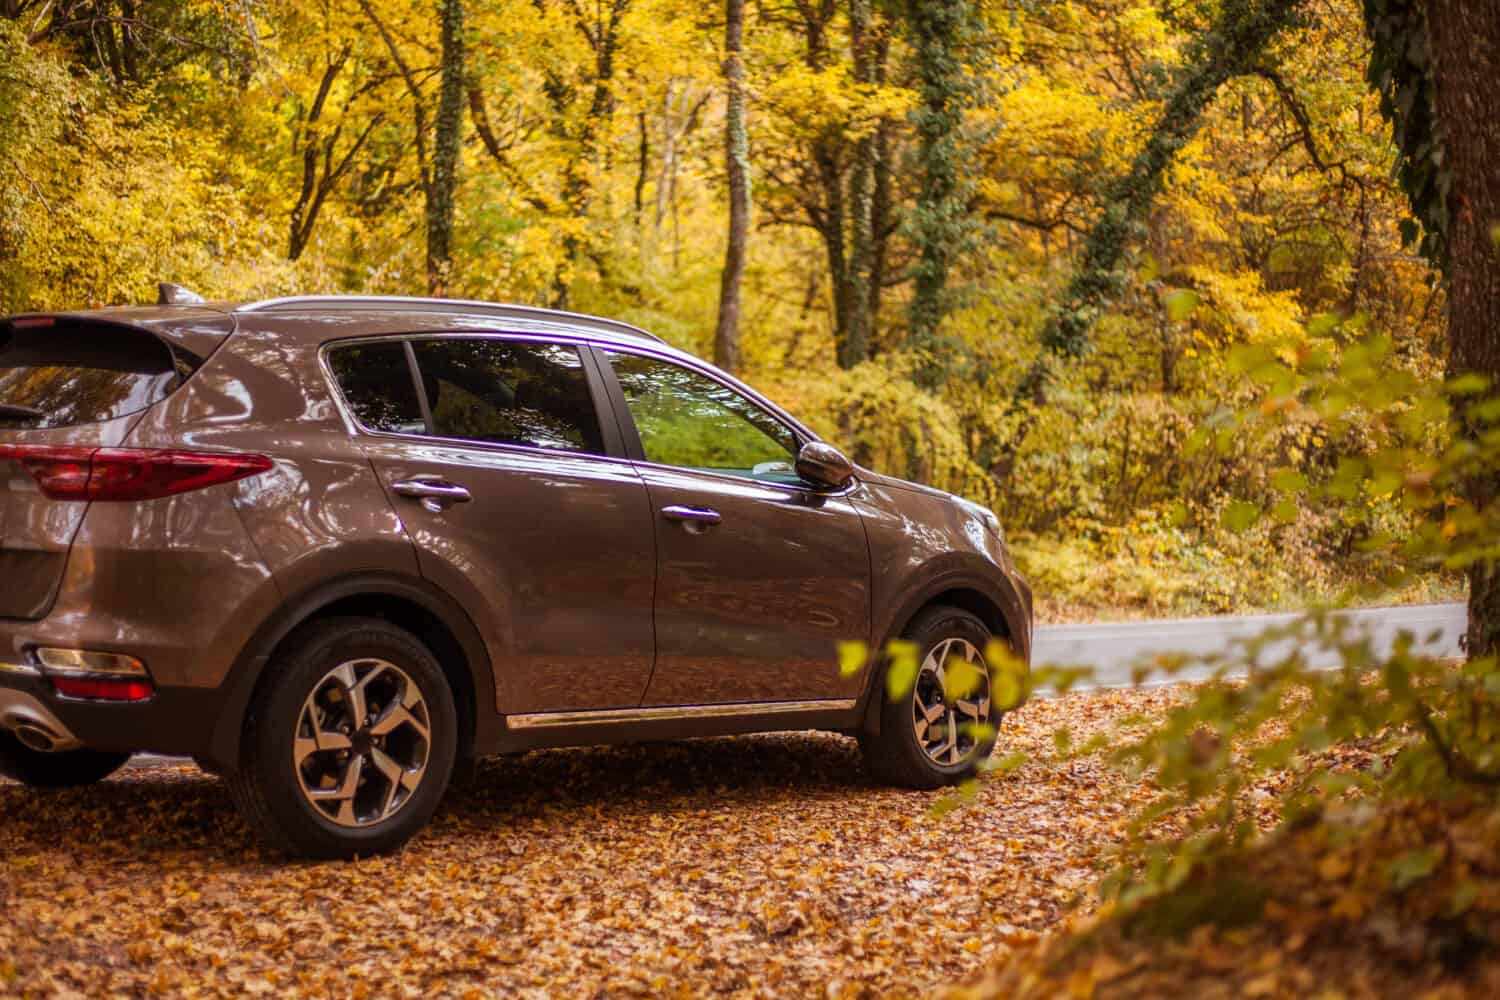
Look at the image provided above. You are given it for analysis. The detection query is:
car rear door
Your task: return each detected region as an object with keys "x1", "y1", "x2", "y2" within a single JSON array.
[
  {"x1": 327, "y1": 334, "x2": 658, "y2": 715},
  {"x1": 595, "y1": 346, "x2": 872, "y2": 707},
  {"x1": 0, "y1": 317, "x2": 188, "y2": 620}
]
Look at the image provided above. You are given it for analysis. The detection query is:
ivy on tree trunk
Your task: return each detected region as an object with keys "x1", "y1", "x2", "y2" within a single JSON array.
[
  {"x1": 1017, "y1": 0, "x2": 1310, "y2": 401},
  {"x1": 985, "y1": 0, "x2": 1311, "y2": 483},
  {"x1": 1373, "y1": 0, "x2": 1500, "y2": 656},
  {"x1": 905, "y1": 0, "x2": 978, "y2": 382}
]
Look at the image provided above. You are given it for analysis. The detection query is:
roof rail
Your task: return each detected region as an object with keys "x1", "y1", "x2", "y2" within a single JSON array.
[{"x1": 236, "y1": 295, "x2": 664, "y2": 343}]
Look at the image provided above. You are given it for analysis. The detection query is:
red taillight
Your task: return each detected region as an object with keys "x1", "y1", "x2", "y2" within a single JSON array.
[
  {"x1": 50, "y1": 676, "x2": 155, "y2": 702},
  {"x1": 0, "y1": 445, "x2": 272, "y2": 501},
  {"x1": 8, "y1": 445, "x2": 94, "y2": 499}
]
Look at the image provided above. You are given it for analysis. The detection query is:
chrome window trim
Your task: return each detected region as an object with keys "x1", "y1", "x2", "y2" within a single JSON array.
[
  {"x1": 627, "y1": 455, "x2": 860, "y2": 499},
  {"x1": 507, "y1": 698, "x2": 858, "y2": 730}
]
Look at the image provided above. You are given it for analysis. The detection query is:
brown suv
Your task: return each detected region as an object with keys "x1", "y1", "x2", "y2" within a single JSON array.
[{"x1": 0, "y1": 293, "x2": 1031, "y2": 858}]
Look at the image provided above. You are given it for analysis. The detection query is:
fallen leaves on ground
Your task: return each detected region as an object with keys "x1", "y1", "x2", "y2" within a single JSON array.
[
  {"x1": 951, "y1": 775, "x2": 1500, "y2": 999},
  {"x1": 0, "y1": 688, "x2": 1179, "y2": 998}
]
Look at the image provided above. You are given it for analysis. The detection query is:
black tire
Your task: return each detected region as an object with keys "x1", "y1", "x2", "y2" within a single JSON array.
[
  {"x1": 859, "y1": 605, "x2": 1002, "y2": 789},
  {"x1": 0, "y1": 731, "x2": 131, "y2": 788},
  {"x1": 227, "y1": 617, "x2": 458, "y2": 860}
]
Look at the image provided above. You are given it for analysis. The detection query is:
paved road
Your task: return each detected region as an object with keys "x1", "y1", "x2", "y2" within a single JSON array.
[
  {"x1": 130, "y1": 603, "x2": 1465, "y2": 768},
  {"x1": 1034, "y1": 602, "x2": 1466, "y2": 690}
]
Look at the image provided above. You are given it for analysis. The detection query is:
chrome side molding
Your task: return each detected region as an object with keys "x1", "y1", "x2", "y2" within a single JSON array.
[{"x1": 507, "y1": 698, "x2": 858, "y2": 730}]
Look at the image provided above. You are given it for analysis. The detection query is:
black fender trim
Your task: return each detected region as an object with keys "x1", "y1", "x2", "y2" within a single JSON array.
[{"x1": 202, "y1": 572, "x2": 501, "y2": 772}]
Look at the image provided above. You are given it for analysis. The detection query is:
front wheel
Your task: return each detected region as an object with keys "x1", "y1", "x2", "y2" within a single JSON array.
[
  {"x1": 859, "y1": 606, "x2": 1002, "y2": 789},
  {"x1": 228, "y1": 617, "x2": 458, "y2": 859},
  {"x1": 0, "y1": 732, "x2": 131, "y2": 788}
]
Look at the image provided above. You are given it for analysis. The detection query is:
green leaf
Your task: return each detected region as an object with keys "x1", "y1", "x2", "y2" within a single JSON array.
[
  {"x1": 1450, "y1": 881, "x2": 1480, "y2": 916},
  {"x1": 943, "y1": 657, "x2": 984, "y2": 699},
  {"x1": 987, "y1": 639, "x2": 1029, "y2": 710},
  {"x1": 1449, "y1": 372, "x2": 1490, "y2": 396},
  {"x1": 885, "y1": 640, "x2": 919, "y2": 701},
  {"x1": 1388, "y1": 846, "x2": 1442, "y2": 890},
  {"x1": 1053, "y1": 727, "x2": 1073, "y2": 755},
  {"x1": 1164, "y1": 288, "x2": 1200, "y2": 322},
  {"x1": 837, "y1": 641, "x2": 868, "y2": 678},
  {"x1": 982, "y1": 750, "x2": 1028, "y2": 774},
  {"x1": 1227, "y1": 343, "x2": 1272, "y2": 374},
  {"x1": 1221, "y1": 500, "x2": 1260, "y2": 533},
  {"x1": 992, "y1": 666, "x2": 1022, "y2": 711},
  {"x1": 1306, "y1": 312, "x2": 1341, "y2": 338},
  {"x1": 1270, "y1": 467, "x2": 1308, "y2": 494}
]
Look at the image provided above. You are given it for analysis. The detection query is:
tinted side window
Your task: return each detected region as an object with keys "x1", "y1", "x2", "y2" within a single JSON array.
[
  {"x1": 327, "y1": 342, "x2": 426, "y2": 435},
  {"x1": 412, "y1": 339, "x2": 604, "y2": 453},
  {"x1": 605, "y1": 351, "x2": 799, "y2": 483}
]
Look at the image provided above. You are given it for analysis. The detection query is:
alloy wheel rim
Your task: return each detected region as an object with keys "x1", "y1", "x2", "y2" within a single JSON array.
[
  {"x1": 911, "y1": 637, "x2": 992, "y2": 766},
  {"x1": 294, "y1": 658, "x2": 431, "y2": 829}
]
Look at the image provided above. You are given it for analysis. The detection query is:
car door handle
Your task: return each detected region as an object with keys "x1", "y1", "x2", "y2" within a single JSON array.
[
  {"x1": 392, "y1": 478, "x2": 472, "y2": 512},
  {"x1": 661, "y1": 504, "x2": 722, "y2": 526}
]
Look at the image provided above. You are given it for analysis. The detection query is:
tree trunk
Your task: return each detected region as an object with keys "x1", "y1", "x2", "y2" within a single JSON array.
[
  {"x1": 713, "y1": 0, "x2": 750, "y2": 374},
  {"x1": 634, "y1": 110, "x2": 649, "y2": 229},
  {"x1": 905, "y1": 0, "x2": 973, "y2": 381},
  {"x1": 841, "y1": 0, "x2": 876, "y2": 369},
  {"x1": 820, "y1": 144, "x2": 851, "y2": 351},
  {"x1": 427, "y1": 0, "x2": 464, "y2": 295},
  {"x1": 866, "y1": 30, "x2": 894, "y2": 346},
  {"x1": 1425, "y1": 0, "x2": 1500, "y2": 656},
  {"x1": 552, "y1": 0, "x2": 630, "y2": 308}
]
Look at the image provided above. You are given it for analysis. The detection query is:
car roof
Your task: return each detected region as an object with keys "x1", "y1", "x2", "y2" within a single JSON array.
[
  {"x1": 4, "y1": 294, "x2": 825, "y2": 445},
  {"x1": 6, "y1": 296, "x2": 673, "y2": 361},
  {"x1": 233, "y1": 296, "x2": 666, "y2": 347}
]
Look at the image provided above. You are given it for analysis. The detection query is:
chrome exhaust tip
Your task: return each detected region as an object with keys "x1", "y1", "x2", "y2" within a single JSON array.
[
  {"x1": 12, "y1": 723, "x2": 57, "y2": 753},
  {"x1": 0, "y1": 691, "x2": 84, "y2": 753}
]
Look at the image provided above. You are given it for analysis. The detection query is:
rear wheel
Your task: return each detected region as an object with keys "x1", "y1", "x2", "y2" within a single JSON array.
[
  {"x1": 0, "y1": 732, "x2": 131, "y2": 788},
  {"x1": 228, "y1": 617, "x2": 458, "y2": 859},
  {"x1": 859, "y1": 606, "x2": 1001, "y2": 789}
]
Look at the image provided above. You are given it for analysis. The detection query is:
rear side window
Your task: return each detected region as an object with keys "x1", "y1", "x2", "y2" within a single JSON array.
[
  {"x1": 410, "y1": 338, "x2": 604, "y2": 453},
  {"x1": 327, "y1": 342, "x2": 426, "y2": 435},
  {"x1": 0, "y1": 322, "x2": 179, "y2": 429}
]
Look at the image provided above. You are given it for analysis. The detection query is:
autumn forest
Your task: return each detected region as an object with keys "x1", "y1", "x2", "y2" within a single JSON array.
[{"x1": 0, "y1": 0, "x2": 1459, "y2": 617}]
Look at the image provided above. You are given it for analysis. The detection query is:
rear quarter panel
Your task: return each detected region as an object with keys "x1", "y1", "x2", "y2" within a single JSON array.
[{"x1": 120, "y1": 317, "x2": 423, "y2": 686}]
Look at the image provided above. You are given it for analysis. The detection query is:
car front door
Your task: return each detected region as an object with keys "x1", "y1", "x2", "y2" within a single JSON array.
[
  {"x1": 596, "y1": 347, "x2": 872, "y2": 707},
  {"x1": 327, "y1": 335, "x2": 657, "y2": 715}
]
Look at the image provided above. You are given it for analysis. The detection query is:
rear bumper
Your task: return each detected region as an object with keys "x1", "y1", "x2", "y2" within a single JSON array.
[{"x1": 0, "y1": 670, "x2": 223, "y2": 757}]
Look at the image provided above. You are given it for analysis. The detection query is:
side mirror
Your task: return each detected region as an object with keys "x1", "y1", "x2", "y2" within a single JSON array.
[{"x1": 796, "y1": 441, "x2": 855, "y2": 489}]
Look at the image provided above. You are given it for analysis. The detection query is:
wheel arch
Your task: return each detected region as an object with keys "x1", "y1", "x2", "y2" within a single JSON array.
[
  {"x1": 204, "y1": 572, "x2": 500, "y2": 773},
  {"x1": 858, "y1": 568, "x2": 1031, "y2": 735}
]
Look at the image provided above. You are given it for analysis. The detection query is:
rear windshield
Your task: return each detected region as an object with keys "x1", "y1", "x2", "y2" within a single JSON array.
[{"x1": 0, "y1": 322, "x2": 179, "y2": 429}]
